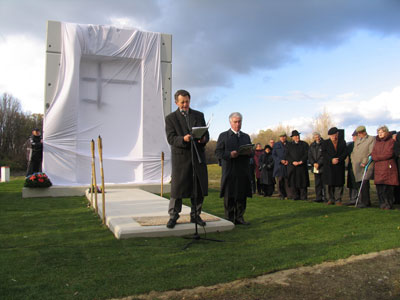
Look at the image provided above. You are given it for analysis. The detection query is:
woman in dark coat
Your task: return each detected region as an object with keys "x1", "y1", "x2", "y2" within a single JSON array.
[
  {"x1": 259, "y1": 145, "x2": 275, "y2": 196},
  {"x1": 371, "y1": 126, "x2": 399, "y2": 209}
]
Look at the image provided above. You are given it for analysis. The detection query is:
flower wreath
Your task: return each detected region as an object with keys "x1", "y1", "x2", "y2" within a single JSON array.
[{"x1": 24, "y1": 172, "x2": 52, "y2": 188}]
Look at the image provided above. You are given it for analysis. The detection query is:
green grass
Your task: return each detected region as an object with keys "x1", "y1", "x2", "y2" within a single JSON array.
[{"x1": 1, "y1": 169, "x2": 400, "y2": 300}]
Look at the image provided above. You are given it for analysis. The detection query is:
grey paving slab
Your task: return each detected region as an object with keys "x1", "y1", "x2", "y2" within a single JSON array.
[{"x1": 86, "y1": 188, "x2": 234, "y2": 239}]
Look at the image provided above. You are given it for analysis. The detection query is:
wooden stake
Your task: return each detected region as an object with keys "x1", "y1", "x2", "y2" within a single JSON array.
[
  {"x1": 91, "y1": 139, "x2": 98, "y2": 213},
  {"x1": 98, "y1": 135, "x2": 106, "y2": 225},
  {"x1": 161, "y1": 151, "x2": 164, "y2": 197}
]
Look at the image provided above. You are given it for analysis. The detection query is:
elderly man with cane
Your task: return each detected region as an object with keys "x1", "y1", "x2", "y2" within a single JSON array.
[{"x1": 351, "y1": 126, "x2": 375, "y2": 208}]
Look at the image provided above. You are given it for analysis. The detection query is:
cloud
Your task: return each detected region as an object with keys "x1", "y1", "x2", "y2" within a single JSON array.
[
  {"x1": 2, "y1": 0, "x2": 400, "y2": 110},
  {"x1": 0, "y1": 35, "x2": 45, "y2": 113}
]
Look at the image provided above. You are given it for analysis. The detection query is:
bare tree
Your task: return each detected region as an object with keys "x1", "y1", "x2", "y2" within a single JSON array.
[
  {"x1": 0, "y1": 93, "x2": 43, "y2": 170},
  {"x1": 309, "y1": 109, "x2": 335, "y2": 140}
]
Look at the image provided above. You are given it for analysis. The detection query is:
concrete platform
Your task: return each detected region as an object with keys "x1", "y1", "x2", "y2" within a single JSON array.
[
  {"x1": 22, "y1": 183, "x2": 170, "y2": 198},
  {"x1": 86, "y1": 188, "x2": 235, "y2": 239}
]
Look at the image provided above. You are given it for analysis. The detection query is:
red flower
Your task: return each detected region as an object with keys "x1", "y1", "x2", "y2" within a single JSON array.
[
  {"x1": 30, "y1": 176, "x2": 36, "y2": 180},
  {"x1": 38, "y1": 178, "x2": 44, "y2": 183}
]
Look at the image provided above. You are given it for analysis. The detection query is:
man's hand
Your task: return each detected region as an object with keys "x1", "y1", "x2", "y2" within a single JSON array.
[
  {"x1": 198, "y1": 136, "x2": 207, "y2": 143},
  {"x1": 231, "y1": 150, "x2": 239, "y2": 158},
  {"x1": 183, "y1": 134, "x2": 191, "y2": 142},
  {"x1": 332, "y1": 158, "x2": 339, "y2": 165}
]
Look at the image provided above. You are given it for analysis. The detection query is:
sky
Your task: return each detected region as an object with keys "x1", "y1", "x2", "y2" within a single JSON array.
[{"x1": 1, "y1": 0, "x2": 400, "y2": 141}]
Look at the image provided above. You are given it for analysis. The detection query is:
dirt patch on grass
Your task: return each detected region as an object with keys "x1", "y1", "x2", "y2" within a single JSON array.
[{"x1": 118, "y1": 248, "x2": 400, "y2": 300}]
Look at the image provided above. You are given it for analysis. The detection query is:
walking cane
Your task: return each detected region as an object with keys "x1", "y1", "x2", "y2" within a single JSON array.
[
  {"x1": 91, "y1": 139, "x2": 98, "y2": 213},
  {"x1": 355, "y1": 156, "x2": 373, "y2": 207},
  {"x1": 161, "y1": 152, "x2": 164, "y2": 197},
  {"x1": 98, "y1": 135, "x2": 106, "y2": 224}
]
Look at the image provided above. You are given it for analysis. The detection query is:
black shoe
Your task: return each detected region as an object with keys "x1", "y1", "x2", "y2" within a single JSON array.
[
  {"x1": 166, "y1": 215, "x2": 179, "y2": 229},
  {"x1": 190, "y1": 216, "x2": 206, "y2": 226},
  {"x1": 313, "y1": 199, "x2": 323, "y2": 203},
  {"x1": 356, "y1": 203, "x2": 367, "y2": 208},
  {"x1": 235, "y1": 219, "x2": 250, "y2": 225},
  {"x1": 344, "y1": 201, "x2": 356, "y2": 206}
]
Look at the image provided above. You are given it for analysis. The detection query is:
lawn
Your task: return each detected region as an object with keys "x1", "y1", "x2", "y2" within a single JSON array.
[{"x1": 1, "y1": 168, "x2": 399, "y2": 300}]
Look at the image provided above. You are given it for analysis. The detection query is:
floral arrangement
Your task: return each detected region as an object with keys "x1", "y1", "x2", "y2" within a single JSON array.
[{"x1": 24, "y1": 172, "x2": 52, "y2": 188}]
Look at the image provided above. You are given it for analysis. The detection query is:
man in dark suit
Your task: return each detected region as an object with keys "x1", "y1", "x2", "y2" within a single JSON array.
[
  {"x1": 321, "y1": 127, "x2": 348, "y2": 206},
  {"x1": 215, "y1": 112, "x2": 252, "y2": 225},
  {"x1": 272, "y1": 132, "x2": 290, "y2": 200},
  {"x1": 165, "y1": 90, "x2": 209, "y2": 229},
  {"x1": 286, "y1": 130, "x2": 309, "y2": 200}
]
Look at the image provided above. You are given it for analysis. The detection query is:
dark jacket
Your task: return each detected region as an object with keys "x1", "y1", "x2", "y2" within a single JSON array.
[
  {"x1": 272, "y1": 141, "x2": 288, "y2": 177},
  {"x1": 321, "y1": 139, "x2": 347, "y2": 186},
  {"x1": 287, "y1": 140, "x2": 310, "y2": 188},
  {"x1": 394, "y1": 134, "x2": 400, "y2": 178},
  {"x1": 165, "y1": 108, "x2": 209, "y2": 198},
  {"x1": 371, "y1": 133, "x2": 399, "y2": 186},
  {"x1": 308, "y1": 139, "x2": 324, "y2": 174},
  {"x1": 215, "y1": 129, "x2": 252, "y2": 199},
  {"x1": 346, "y1": 141, "x2": 357, "y2": 189},
  {"x1": 253, "y1": 150, "x2": 263, "y2": 179},
  {"x1": 259, "y1": 152, "x2": 275, "y2": 185}
]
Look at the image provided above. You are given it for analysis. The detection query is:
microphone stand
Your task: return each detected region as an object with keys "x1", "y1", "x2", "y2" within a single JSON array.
[{"x1": 182, "y1": 111, "x2": 224, "y2": 250}]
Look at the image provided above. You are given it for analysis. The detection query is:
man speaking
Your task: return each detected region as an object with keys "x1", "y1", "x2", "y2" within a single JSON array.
[{"x1": 165, "y1": 90, "x2": 209, "y2": 229}]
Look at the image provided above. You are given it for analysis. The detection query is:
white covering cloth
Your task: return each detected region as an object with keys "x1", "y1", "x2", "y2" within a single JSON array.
[{"x1": 43, "y1": 22, "x2": 171, "y2": 186}]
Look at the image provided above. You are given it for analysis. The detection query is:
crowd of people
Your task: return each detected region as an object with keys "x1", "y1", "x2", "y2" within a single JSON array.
[
  {"x1": 165, "y1": 89, "x2": 400, "y2": 229},
  {"x1": 253, "y1": 125, "x2": 400, "y2": 211}
]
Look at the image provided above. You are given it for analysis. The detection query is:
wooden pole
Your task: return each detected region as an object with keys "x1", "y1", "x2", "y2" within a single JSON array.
[
  {"x1": 161, "y1": 152, "x2": 164, "y2": 197},
  {"x1": 98, "y1": 135, "x2": 106, "y2": 225},
  {"x1": 91, "y1": 139, "x2": 99, "y2": 213}
]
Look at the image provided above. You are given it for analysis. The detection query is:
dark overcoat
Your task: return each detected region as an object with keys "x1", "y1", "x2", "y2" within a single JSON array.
[
  {"x1": 253, "y1": 150, "x2": 263, "y2": 179},
  {"x1": 346, "y1": 141, "x2": 357, "y2": 189},
  {"x1": 371, "y1": 134, "x2": 399, "y2": 186},
  {"x1": 215, "y1": 129, "x2": 252, "y2": 199},
  {"x1": 272, "y1": 141, "x2": 288, "y2": 177},
  {"x1": 286, "y1": 141, "x2": 310, "y2": 188},
  {"x1": 308, "y1": 139, "x2": 324, "y2": 173},
  {"x1": 259, "y1": 152, "x2": 275, "y2": 185},
  {"x1": 165, "y1": 108, "x2": 209, "y2": 198},
  {"x1": 321, "y1": 139, "x2": 347, "y2": 186},
  {"x1": 394, "y1": 134, "x2": 400, "y2": 178}
]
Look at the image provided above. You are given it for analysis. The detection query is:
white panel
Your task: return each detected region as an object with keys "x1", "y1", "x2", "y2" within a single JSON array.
[
  {"x1": 46, "y1": 20, "x2": 62, "y2": 53},
  {"x1": 161, "y1": 34, "x2": 172, "y2": 63},
  {"x1": 44, "y1": 52, "x2": 61, "y2": 110},
  {"x1": 161, "y1": 62, "x2": 172, "y2": 116}
]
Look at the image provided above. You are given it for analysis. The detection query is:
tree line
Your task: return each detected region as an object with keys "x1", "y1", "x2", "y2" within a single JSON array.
[{"x1": 0, "y1": 93, "x2": 43, "y2": 171}]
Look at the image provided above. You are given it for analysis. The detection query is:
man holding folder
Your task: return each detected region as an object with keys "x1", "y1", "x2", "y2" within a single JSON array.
[
  {"x1": 165, "y1": 90, "x2": 209, "y2": 229},
  {"x1": 215, "y1": 112, "x2": 253, "y2": 225}
]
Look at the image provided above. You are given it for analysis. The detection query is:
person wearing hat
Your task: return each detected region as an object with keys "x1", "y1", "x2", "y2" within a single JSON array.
[
  {"x1": 26, "y1": 128, "x2": 43, "y2": 176},
  {"x1": 272, "y1": 132, "x2": 290, "y2": 200},
  {"x1": 308, "y1": 132, "x2": 326, "y2": 202},
  {"x1": 345, "y1": 130, "x2": 359, "y2": 205},
  {"x1": 350, "y1": 125, "x2": 375, "y2": 208},
  {"x1": 258, "y1": 145, "x2": 275, "y2": 196},
  {"x1": 321, "y1": 127, "x2": 348, "y2": 205},
  {"x1": 286, "y1": 130, "x2": 309, "y2": 200}
]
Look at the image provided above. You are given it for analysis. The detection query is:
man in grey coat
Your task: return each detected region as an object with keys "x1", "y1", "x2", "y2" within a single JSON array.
[
  {"x1": 165, "y1": 90, "x2": 209, "y2": 228},
  {"x1": 350, "y1": 125, "x2": 375, "y2": 208}
]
